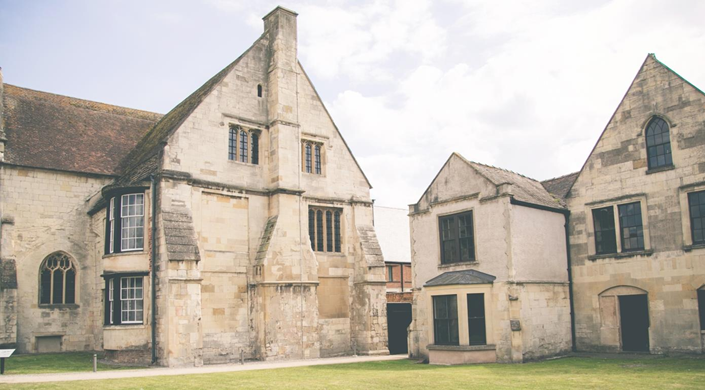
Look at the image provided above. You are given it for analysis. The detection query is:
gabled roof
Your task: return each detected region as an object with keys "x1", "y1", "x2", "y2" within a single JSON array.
[
  {"x1": 453, "y1": 153, "x2": 566, "y2": 210},
  {"x1": 2, "y1": 84, "x2": 161, "y2": 176},
  {"x1": 541, "y1": 172, "x2": 579, "y2": 201},
  {"x1": 424, "y1": 269, "x2": 496, "y2": 287},
  {"x1": 564, "y1": 53, "x2": 705, "y2": 198},
  {"x1": 116, "y1": 34, "x2": 266, "y2": 184}
]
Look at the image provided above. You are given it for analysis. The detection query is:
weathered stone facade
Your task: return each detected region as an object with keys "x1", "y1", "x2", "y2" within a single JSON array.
[
  {"x1": 566, "y1": 55, "x2": 705, "y2": 354},
  {"x1": 0, "y1": 6, "x2": 388, "y2": 365},
  {"x1": 408, "y1": 154, "x2": 572, "y2": 363}
]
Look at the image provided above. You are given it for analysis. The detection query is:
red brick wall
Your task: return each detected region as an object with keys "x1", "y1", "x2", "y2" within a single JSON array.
[{"x1": 385, "y1": 263, "x2": 412, "y2": 292}]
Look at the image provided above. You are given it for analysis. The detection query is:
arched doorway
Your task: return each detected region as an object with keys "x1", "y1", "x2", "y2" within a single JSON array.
[{"x1": 599, "y1": 286, "x2": 649, "y2": 352}]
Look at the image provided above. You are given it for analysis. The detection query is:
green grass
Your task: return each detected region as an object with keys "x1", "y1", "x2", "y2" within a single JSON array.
[
  {"x1": 2, "y1": 352, "x2": 143, "y2": 375},
  {"x1": 2, "y1": 356, "x2": 705, "y2": 389}
]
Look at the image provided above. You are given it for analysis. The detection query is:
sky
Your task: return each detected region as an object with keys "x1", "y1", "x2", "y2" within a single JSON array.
[{"x1": 1, "y1": 0, "x2": 704, "y2": 208}]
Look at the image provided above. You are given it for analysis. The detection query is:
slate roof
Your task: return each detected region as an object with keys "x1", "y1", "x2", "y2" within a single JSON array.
[
  {"x1": 454, "y1": 153, "x2": 566, "y2": 210},
  {"x1": 541, "y1": 172, "x2": 579, "y2": 201},
  {"x1": 424, "y1": 269, "x2": 496, "y2": 287},
  {"x1": 2, "y1": 84, "x2": 161, "y2": 176}
]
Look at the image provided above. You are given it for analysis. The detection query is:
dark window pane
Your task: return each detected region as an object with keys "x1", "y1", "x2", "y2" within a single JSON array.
[
  {"x1": 308, "y1": 209, "x2": 315, "y2": 251},
  {"x1": 305, "y1": 143, "x2": 312, "y2": 173},
  {"x1": 467, "y1": 293, "x2": 486, "y2": 345},
  {"x1": 689, "y1": 191, "x2": 705, "y2": 245},
  {"x1": 439, "y1": 211, "x2": 474, "y2": 264},
  {"x1": 326, "y1": 211, "x2": 333, "y2": 252},
  {"x1": 698, "y1": 290, "x2": 705, "y2": 331},
  {"x1": 251, "y1": 132, "x2": 259, "y2": 165},
  {"x1": 239, "y1": 130, "x2": 248, "y2": 163},
  {"x1": 65, "y1": 268, "x2": 76, "y2": 304},
  {"x1": 433, "y1": 295, "x2": 459, "y2": 345},
  {"x1": 593, "y1": 207, "x2": 617, "y2": 254},
  {"x1": 334, "y1": 211, "x2": 341, "y2": 252},
  {"x1": 314, "y1": 145, "x2": 321, "y2": 175},
  {"x1": 40, "y1": 268, "x2": 51, "y2": 304},
  {"x1": 228, "y1": 128, "x2": 237, "y2": 160},
  {"x1": 316, "y1": 210, "x2": 324, "y2": 252},
  {"x1": 618, "y1": 202, "x2": 644, "y2": 252},
  {"x1": 645, "y1": 117, "x2": 672, "y2": 169},
  {"x1": 53, "y1": 268, "x2": 64, "y2": 304}
]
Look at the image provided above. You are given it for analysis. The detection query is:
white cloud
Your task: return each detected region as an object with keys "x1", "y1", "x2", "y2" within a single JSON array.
[{"x1": 327, "y1": 0, "x2": 705, "y2": 207}]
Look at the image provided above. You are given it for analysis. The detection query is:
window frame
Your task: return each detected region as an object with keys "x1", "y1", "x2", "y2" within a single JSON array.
[
  {"x1": 698, "y1": 288, "x2": 705, "y2": 331},
  {"x1": 586, "y1": 196, "x2": 650, "y2": 258},
  {"x1": 227, "y1": 125, "x2": 260, "y2": 165},
  {"x1": 308, "y1": 206, "x2": 343, "y2": 254},
  {"x1": 644, "y1": 116, "x2": 673, "y2": 170},
  {"x1": 618, "y1": 202, "x2": 645, "y2": 252},
  {"x1": 593, "y1": 206, "x2": 617, "y2": 255},
  {"x1": 432, "y1": 295, "x2": 459, "y2": 346},
  {"x1": 39, "y1": 252, "x2": 77, "y2": 306},
  {"x1": 302, "y1": 140, "x2": 324, "y2": 175},
  {"x1": 105, "y1": 192, "x2": 146, "y2": 255},
  {"x1": 104, "y1": 274, "x2": 146, "y2": 326},
  {"x1": 688, "y1": 190, "x2": 705, "y2": 246},
  {"x1": 438, "y1": 210, "x2": 476, "y2": 265},
  {"x1": 387, "y1": 265, "x2": 394, "y2": 282}
]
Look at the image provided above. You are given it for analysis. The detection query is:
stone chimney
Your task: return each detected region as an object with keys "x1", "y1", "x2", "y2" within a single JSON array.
[{"x1": 263, "y1": 6, "x2": 300, "y2": 189}]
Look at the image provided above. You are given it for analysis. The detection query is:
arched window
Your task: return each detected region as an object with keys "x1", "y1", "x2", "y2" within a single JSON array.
[
  {"x1": 39, "y1": 252, "x2": 76, "y2": 305},
  {"x1": 645, "y1": 117, "x2": 672, "y2": 169}
]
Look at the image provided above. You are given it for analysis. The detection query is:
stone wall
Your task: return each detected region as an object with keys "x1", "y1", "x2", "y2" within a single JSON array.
[
  {"x1": 567, "y1": 55, "x2": 705, "y2": 354},
  {"x1": 0, "y1": 166, "x2": 112, "y2": 353}
]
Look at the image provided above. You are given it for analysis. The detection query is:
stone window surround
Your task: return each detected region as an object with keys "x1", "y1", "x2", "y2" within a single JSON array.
[
  {"x1": 307, "y1": 205, "x2": 344, "y2": 254},
  {"x1": 435, "y1": 207, "x2": 478, "y2": 268},
  {"x1": 425, "y1": 284, "x2": 495, "y2": 348},
  {"x1": 585, "y1": 194, "x2": 653, "y2": 260},
  {"x1": 640, "y1": 114, "x2": 677, "y2": 174},
  {"x1": 679, "y1": 181, "x2": 705, "y2": 251},
  {"x1": 301, "y1": 137, "x2": 326, "y2": 176},
  {"x1": 103, "y1": 273, "x2": 148, "y2": 327},
  {"x1": 227, "y1": 124, "x2": 261, "y2": 165},
  {"x1": 38, "y1": 251, "x2": 79, "y2": 308}
]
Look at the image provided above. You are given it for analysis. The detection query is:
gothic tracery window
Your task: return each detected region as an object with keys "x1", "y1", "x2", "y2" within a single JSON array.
[
  {"x1": 39, "y1": 252, "x2": 76, "y2": 305},
  {"x1": 645, "y1": 116, "x2": 673, "y2": 169},
  {"x1": 302, "y1": 140, "x2": 323, "y2": 175}
]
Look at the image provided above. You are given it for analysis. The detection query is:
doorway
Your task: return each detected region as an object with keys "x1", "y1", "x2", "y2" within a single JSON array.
[
  {"x1": 387, "y1": 303, "x2": 412, "y2": 354},
  {"x1": 619, "y1": 294, "x2": 650, "y2": 352}
]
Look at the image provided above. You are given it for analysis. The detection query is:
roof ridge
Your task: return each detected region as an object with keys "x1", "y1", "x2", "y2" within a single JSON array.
[
  {"x1": 467, "y1": 159, "x2": 540, "y2": 183},
  {"x1": 3, "y1": 84, "x2": 162, "y2": 121}
]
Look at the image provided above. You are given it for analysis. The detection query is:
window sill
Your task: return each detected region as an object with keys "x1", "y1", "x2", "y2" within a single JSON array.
[
  {"x1": 38, "y1": 304, "x2": 80, "y2": 310},
  {"x1": 646, "y1": 165, "x2": 675, "y2": 175},
  {"x1": 103, "y1": 323, "x2": 146, "y2": 329},
  {"x1": 588, "y1": 249, "x2": 653, "y2": 261},
  {"x1": 227, "y1": 160, "x2": 259, "y2": 167},
  {"x1": 683, "y1": 243, "x2": 705, "y2": 252},
  {"x1": 103, "y1": 251, "x2": 145, "y2": 259},
  {"x1": 438, "y1": 261, "x2": 478, "y2": 269},
  {"x1": 427, "y1": 344, "x2": 496, "y2": 352}
]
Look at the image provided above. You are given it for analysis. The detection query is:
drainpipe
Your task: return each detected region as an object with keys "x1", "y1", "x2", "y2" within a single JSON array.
[
  {"x1": 564, "y1": 213, "x2": 577, "y2": 352},
  {"x1": 150, "y1": 174, "x2": 158, "y2": 364}
]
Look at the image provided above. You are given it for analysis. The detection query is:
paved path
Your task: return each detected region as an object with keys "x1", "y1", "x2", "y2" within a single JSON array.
[{"x1": 0, "y1": 354, "x2": 408, "y2": 384}]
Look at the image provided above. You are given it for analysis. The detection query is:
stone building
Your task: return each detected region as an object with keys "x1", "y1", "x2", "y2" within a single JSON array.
[
  {"x1": 408, "y1": 154, "x2": 572, "y2": 364},
  {"x1": 0, "y1": 6, "x2": 388, "y2": 366},
  {"x1": 563, "y1": 54, "x2": 705, "y2": 354},
  {"x1": 408, "y1": 54, "x2": 705, "y2": 364}
]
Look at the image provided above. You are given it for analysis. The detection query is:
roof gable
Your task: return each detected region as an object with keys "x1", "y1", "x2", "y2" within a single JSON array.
[{"x1": 565, "y1": 54, "x2": 705, "y2": 197}]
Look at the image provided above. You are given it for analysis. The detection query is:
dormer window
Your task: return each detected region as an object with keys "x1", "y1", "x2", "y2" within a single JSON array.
[
  {"x1": 229, "y1": 125, "x2": 259, "y2": 165},
  {"x1": 645, "y1": 116, "x2": 672, "y2": 169},
  {"x1": 302, "y1": 140, "x2": 323, "y2": 174}
]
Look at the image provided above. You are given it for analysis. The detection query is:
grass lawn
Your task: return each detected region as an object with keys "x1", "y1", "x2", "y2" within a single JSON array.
[
  {"x1": 1, "y1": 352, "x2": 144, "y2": 375},
  {"x1": 2, "y1": 356, "x2": 705, "y2": 389}
]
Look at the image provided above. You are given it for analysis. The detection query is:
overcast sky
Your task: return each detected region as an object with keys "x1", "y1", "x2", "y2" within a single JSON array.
[{"x1": 2, "y1": 0, "x2": 704, "y2": 208}]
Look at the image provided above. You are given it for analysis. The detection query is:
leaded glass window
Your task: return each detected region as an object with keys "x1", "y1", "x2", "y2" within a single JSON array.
[
  {"x1": 645, "y1": 117, "x2": 673, "y2": 169},
  {"x1": 239, "y1": 129, "x2": 248, "y2": 163},
  {"x1": 439, "y1": 211, "x2": 475, "y2": 264},
  {"x1": 433, "y1": 295, "x2": 459, "y2": 345},
  {"x1": 308, "y1": 207, "x2": 342, "y2": 253},
  {"x1": 618, "y1": 202, "x2": 644, "y2": 251},
  {"x1": 39, "y1": 252, "x2": 76, "y2": 305},
  {"x1": 228, "y1": 127, "x2": 237, "y2": 160},
  {"x1": 689, "y1": 191, "x2": 705, "y2": 245},
  {"x1": 593, "y1": 206, "x2": 617, "y2": 254}
]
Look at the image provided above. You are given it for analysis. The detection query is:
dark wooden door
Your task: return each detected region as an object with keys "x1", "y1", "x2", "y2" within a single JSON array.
[
  {"x1": 387, "y1": 303, "x2": 412, "y2": 354},
  {"x1": 619, "y1": 294, "x2": 650, "y2": 352}
]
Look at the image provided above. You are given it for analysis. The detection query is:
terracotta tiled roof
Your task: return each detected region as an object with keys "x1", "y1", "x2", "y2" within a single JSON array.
[
  {"x1": 541, "y1": 172, "x2": 579, "y2": 201},
  {"x1": 2, "y1": 84, "x2": 161, "y2": 176}
]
